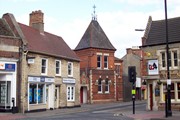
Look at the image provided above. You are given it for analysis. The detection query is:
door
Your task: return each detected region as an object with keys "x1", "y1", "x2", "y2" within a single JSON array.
[
  {"x1": 83, "y1": 87, "x2": 87, "y2": 104},
  {"x1": 149, "y1": 84, "x2": 153, "y2": 110},
  {"x1": 80, "y1": 87, "x2": 87, "y2": 104},
  {"x1": 46, "y1": 85, "x2": 49, "y2": 109},
  {"x1": 54, "y1": 86, "x2": 59, "y2": 108},
  {"x1": 0, "y1": 81, "x2": 11, "y2": 109},
  {"x1": 80, "y1": 87, "x2": 83, "y2": 104}
]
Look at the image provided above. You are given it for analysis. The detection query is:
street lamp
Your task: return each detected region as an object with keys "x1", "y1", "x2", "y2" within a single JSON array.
[{"x1": 164, "y1": 0, "x2": 172, "y2": 117}]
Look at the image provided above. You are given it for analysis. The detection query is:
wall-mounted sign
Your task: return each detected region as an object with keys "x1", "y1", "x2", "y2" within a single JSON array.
[
  {"x1": 0, "y1": 63, "x2": 5, "y2": 70},
  {"x1": 28, "y1": 59, "x2": 35, "y2": 64},
  {"x1": 148, "y1": 60, "x2": 158, "y2": 75},
  {"x1": 63, "y1": 78, "x2": 75, "y2": 84},
  {"x1": 0, "y1": 62, "x2": 16, "y2": 71},
  {"x1": 28, "y1": 76, "x2": 54, "y2": 83}
]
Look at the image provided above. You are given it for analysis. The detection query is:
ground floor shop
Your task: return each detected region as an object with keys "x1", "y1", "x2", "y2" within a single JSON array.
[
  {"x1": 27, "y1": 76, "x2": 55, "y2": 112},
  {"x1": 0, "y1": 61, "x2": 17, "y2": 112},
  {"x1": 26, "y1": 76, "x2": 79, "y2": 112},
  {"x1": 146, "y1": 78, "x2": 180, "y2": 111}
]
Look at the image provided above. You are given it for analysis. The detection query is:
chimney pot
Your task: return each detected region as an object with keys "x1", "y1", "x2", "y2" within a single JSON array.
[{"x1": 29, "y1": 10, "x2": 44, "y2": 33}]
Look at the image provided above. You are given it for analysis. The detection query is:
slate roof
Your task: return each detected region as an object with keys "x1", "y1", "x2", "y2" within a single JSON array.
[
  {"x1": 19, "y1": 23, "x2": 80, "y2": 61},
  {"x1": 0, "y1": 19, "x2": 14, "y2": 36},
  {"x1": 74, "y1": 20, "x2": 116, "y2": 51},
  {"x1": 143, "y1": 16, "x2": 180, "y2": 47}
]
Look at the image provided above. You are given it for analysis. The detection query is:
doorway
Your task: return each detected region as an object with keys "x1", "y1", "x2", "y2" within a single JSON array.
[
  {"x1": 0, "y1": 81, "x2": 11, "y2": 109},
  {"x1": 149, "y1": 84, "x2": 153, "y2": 110},
  {"x1": 80, "y1": 87, "x2": 87, "y2": 104},
  {"x1": 54, "y1": 86, "x2": 59, "y2": 108}
]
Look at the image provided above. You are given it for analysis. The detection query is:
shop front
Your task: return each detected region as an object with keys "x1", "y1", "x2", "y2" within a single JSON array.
[
  {"x1": 145, "y1": 60, "x2": 160, "y2": 111},
  {"x1": 62, "y1": 78, "x2": 76, "y2": 107},
  {"x1": 27, "y1": 76, "x2": 55, "y2": 112},
  {"x1": 0, "y1": 61, "x2": 17, "y2": 112}
]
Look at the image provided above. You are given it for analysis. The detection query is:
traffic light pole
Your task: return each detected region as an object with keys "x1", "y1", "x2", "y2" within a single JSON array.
[
  {"x1": 128, "y1": 66, "x2": 136, "y2": 114},
  {"x1": 132, "y1": 82, "x2": 135, "y2": 114}
]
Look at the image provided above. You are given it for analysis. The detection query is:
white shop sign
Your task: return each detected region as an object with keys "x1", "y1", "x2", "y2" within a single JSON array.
[
  {"x1": 28, "y1": 76, "x2": 54, "y2": 83},
  {"x1": 63, "y1": 78, "x2": 75, "y2": 84},
  {"x1": 148, "y1": 60, "x2": 159, "y2": 75}
]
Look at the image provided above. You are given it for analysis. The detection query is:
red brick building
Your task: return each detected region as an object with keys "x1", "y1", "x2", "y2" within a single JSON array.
[{"x1": 74, "y1": 18, "x2": 123, "y2": 104}]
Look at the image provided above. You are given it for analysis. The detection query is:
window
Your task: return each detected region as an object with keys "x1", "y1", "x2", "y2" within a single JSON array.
[
  {"x1": 97, "y1": 55, "x2": 102, "y2": 69},
  {"x1": 170, "y1": 83, "x2": 175, "y2": 99},
  {"x1": 168, "y1": 52, "x2": 171, "y2": 67},
  {"x1": 67, "y1": 86, "x2": 75, "y2": 101},
  {"x1": 29, "y1": 84, "x2": 45, "y2": 104},
  {"x1": 161, "y1": 52, "x2": 166, "y2": 67},
  {"x1": 41, "y1": 59, "x2": 47, "y2": 75},
  {"x1": 68, "y1": 62, "x2": 73, "y2": 77},
  {"x1": 115, "y1": 64, "x2": 120, "y2": 75},
  {"x1": 98, "y1": 79, "x2": 102, "y2": 93},
  {"x1": 173, "y1": 51, "x2": 178, "y2": 67},
  {"x1": 160, "y1": 50, "x2": 178, "y2": 69},
  {"x1": 105, "y1": 79, "x2": 109, "y2": 93},
  {"x1": 162, "y1": 83, "x2": 175, "y2": 101},
  {"x1": 104, "y1": 56, "x2": 108, "y2": 69},
  {"x1": 55, "y1": 60, "x2": 61, "y2": 76},
  {"x1": 178, "y1": 83, "x2": 180, "y2": 99}
]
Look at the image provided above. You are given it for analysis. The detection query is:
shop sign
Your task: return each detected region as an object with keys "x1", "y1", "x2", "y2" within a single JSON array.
[
  {"x1": 0, "y1": 62, "x2": 15, "y2": 71},
  {"x1": 63, "y1": 78, "x2": 75, "y2": 84},
  {"x1": 0, "y1": 62, "x2": 5, "y2": 70},
  {"x1": 148, "y1": 60, "x2": 158, "y2": 75},
  {"x1": 28, "y1": 76, "x2": 54, "y2": 83}
]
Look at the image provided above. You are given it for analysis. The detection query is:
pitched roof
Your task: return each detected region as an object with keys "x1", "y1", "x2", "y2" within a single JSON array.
[
  {"x1": 142, "y1": 16, "x2": 180, "y2": 47},
  {"x1": 74, "y1": 20, "x2": 116, "y2": 51},
  {"x1": 19, "y1": 23, "x2": 80, "y2": 61},
  {"x1": 0, "y1": 19, "x2": 14, "y2": 36}
]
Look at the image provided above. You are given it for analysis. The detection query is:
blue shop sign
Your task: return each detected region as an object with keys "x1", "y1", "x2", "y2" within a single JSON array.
[
  {"x1": 5, "y1": 64, "x2": 15, "y2": 71},
  {"x1": 40, "y1": 77, "x2": 45, "y2": 82}
]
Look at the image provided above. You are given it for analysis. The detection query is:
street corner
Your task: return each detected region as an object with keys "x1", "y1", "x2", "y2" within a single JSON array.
[{"x1": 125, "y1": 112, "x2": 165, "y2": 120}]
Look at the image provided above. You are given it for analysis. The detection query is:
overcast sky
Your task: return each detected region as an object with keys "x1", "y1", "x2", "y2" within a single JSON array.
[{"x1": 1, "y1": 0, "x2": 180, "y2": 58}]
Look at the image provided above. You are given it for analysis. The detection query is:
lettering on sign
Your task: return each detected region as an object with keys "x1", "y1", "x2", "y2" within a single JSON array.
[{"x1": 148, "y1": 60, "x2": 158, "y2": 75}]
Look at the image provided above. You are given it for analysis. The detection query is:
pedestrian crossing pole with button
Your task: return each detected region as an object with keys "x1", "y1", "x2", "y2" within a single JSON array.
[{"x1": 128, "y1": 66, "x2": 136, "y2": 114}]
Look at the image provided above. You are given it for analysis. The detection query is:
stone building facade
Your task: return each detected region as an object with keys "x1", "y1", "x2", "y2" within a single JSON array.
[
  {"x1": 141, "y1": 16, "x2": 180, "y2": 111},
  {"x1": 1, "y1": 10, "x2": 80, "y2": 113}
]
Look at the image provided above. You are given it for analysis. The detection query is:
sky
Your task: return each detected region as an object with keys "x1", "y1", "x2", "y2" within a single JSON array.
[{"x1": 1, "y1": 0, "x2": 180, "y2": 58}]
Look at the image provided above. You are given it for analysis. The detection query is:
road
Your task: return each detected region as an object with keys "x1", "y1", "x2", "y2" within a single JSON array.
[{"x1": 19, "y1": 101, "x2": 146, "y2": 120}]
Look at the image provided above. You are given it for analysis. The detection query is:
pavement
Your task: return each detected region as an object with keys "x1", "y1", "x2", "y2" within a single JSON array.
[{"x1": 0, "y1": 101, "x2": 179, "y2": 120}]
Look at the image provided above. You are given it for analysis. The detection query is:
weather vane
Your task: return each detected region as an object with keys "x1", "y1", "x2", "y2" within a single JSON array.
[{"x1": 92, "y1": 4, "x2": 97, "y2": 21}]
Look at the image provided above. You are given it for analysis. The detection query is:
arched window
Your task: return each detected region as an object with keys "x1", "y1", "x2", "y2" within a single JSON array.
[
  {"x1": 105, "y1": 78, "x2": 109, "y2": 93},
  {"x1": 98, "y1": 78, "x2": 102, "y2": 93}
]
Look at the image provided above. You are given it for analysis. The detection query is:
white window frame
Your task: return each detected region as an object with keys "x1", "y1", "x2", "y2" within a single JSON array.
[
  {"x1": 105, "y1": 79, "x2": 110, "y2": 93},
  {"x1": 55, "y1": 60, "x2": 61, "y2": 76},
  {"x1": 29, "y1": 83, "x2": 46, "y2": 104},
  {"x1": 159, "y1": 49, "x2": 179, "y2": 70},
  {"x1": 41, "y1": 58, "x2": 48, "y2": 75},
  {"x1": 98, "y1": 79, "x2": 103, "y2": 93},
  {"x1": 68, "y1": 62, "x2": 73, "y2": 77},
  {"x1": 97, "y1": 55, "x2": 102, "y2": 69},
  {"x1": 67, "y1": 85, "x2": 75, "y2": 101}
]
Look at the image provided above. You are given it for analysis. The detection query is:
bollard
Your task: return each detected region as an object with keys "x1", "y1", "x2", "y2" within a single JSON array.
[{"x1": 12, "y1": 97, "x2": 15, "y2": 114}]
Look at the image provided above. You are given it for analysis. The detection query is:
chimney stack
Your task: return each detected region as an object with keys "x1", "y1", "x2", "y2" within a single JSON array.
[{"x1": 29, "y1": 10, "x2": 44, "y2": 33}]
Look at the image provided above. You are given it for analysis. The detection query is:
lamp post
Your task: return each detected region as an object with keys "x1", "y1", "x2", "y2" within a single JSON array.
[{"x1": 164, "y1": 0, "x2": 172, "y2": 117}]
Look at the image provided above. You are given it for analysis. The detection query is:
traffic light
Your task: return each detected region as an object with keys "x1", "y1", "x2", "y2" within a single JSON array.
[{"x1": 128, "y1": 66, "x2": 136, "y2": 83}]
